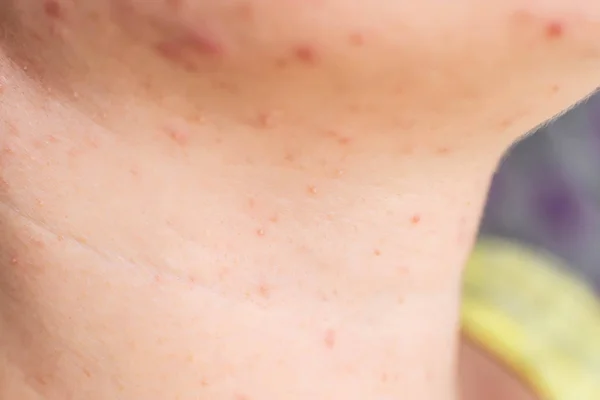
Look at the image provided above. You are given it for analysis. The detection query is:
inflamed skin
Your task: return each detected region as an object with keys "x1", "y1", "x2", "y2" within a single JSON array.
[{"x1": 0, "y1": 1, "x2": 599, "y2": 400}]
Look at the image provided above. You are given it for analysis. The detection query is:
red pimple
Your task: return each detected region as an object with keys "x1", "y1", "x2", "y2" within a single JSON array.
[
  {"x1": 235, "y1": 2, "x2": 254, "y2": 21},
  {"x1": 545, "y1": 21, "x2": 564, "y2": 39},
  {"x1": 269, "y1": 215, "x2": 279, "y2": 223},
  {"x1": 10, "y1": 257, "x2": 18, "y2": 265},
  {"x1": 256, "y1": 111, "x2": 274, "y2": 129},
  {"x1": 256, "y1": 228, "x2": 266, "y2": 237},
  {"x1": 410, "y1": 214, "x2": 421, "y2": 225},
  {"x1": 307, "y1": 185, "x2": 318, "y2": 195},
  {"x1": 257, "y1": 282, "x2": 271, "y2": 299},
  {"x1": 165, "y1": 127, "x2": 189, "y2": 146},
  {"x1": 284, "y1": 151, "x2": 296, "y2": 163},
  {"x1": 436, "y1": 146, "x2": 451, "y2": 155},
  {"x1": 373, "y1": 249, "x2": 381, "y2": 256},
  {"x1": 43, "y1": 0, "x2": 62, "y2": 19},
  {"x1": 338, "y1": 136, "x2": 351, "y2": 146},
  {"x1": 183, "y1": 29, "x2": 223, "y2": 56},
  {"x1": 348, "y1": 32, "x2": 364, "y2": 47},
  {"x1": 293, "y1": 45, "x2": 318, "y2": 65},
  {"x1": 166, "y1": 0, "x2": 183, "y2": 11},
  {"x1": 381, "y1": 372, "x2": 388, "y2": 382},
  {"x1": 324, "y1": 329, "x2": 336, "y2": 349}
]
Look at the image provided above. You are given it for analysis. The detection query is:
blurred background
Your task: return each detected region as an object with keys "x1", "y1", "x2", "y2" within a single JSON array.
[{"x1": 480, "y1": 90, "x2": 600, "y2": 293}]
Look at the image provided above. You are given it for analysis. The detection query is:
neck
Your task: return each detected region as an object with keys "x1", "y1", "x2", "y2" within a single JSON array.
[
  {"x1": 0, "y1": 58, "x2": 498, "y2": 400},
  {"x1": 2, "y1": 2, "x2": 592, "y2": 398}
]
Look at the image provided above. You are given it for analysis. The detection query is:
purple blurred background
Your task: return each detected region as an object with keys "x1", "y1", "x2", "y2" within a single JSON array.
[{"x1": 481, "y1": 91, "x2": 600, "y2": 292}]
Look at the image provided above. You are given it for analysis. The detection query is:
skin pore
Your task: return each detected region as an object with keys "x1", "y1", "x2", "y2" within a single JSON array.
[{"x1": 0, "y1": 1, "x2": 599, "y2": 399}]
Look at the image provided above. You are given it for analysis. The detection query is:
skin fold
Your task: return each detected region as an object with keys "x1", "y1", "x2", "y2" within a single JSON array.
[{"x1": 0, "y1": 1, "x2": 598, "y2": 399}]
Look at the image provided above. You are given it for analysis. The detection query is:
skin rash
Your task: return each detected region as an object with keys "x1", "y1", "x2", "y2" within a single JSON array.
[{"x1": 0, "y1": 1, "x2": 598, "y2": 400}]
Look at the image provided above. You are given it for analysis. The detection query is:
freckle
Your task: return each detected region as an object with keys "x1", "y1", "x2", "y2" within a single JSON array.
[
  {"x1": 545, "y1": 21, "x2": 564, "y2": 40},
  {"x1": 43, "y1": 0, "x2": 62, "y2": 19},
  {"x1": 550, "y1": 84, "x2": 560, "y2": 93},
  {"x1": 307, "y1": 185, "x2": 318, "y2": 195},
  {"x1": 410, "y1": 214, "x2": 421, "y2": 224},
  {"x1": 293, "y1": 45, "x2": 318, "y2": 65},
  {"x1": 348, "y1": 32, "x2": 364, "y2": 46},
  {"x1": 269, "y1": 215, "x2": 279, "y2": 223},
  {"x1": 256, "y1": 228, "x2": 266, "y2": 237},
  {"x1": 165, "y1": 127, "x2": 189, "y2": 146},
  {"x1": 324, "y1": 329, "x2": 336, "y2": 349},
  {"x1": 200, "y1": 377, "x2": 209, "y2": 387},
  {"x1": 83, "y1": 368, "x2": 92, "y2": 378},
  {"x1": 374, "y1": 249, "x2": 381, "y2": 256}
]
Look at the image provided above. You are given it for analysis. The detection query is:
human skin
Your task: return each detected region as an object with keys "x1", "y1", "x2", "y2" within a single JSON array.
[{"x1": 0, "y1": 1, "x2": 598, "y2": 399}]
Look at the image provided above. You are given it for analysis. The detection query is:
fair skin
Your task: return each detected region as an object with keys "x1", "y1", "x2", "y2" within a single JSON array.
[{"x1": 0, "y1": 1, "x2": 599, "y2": 399}]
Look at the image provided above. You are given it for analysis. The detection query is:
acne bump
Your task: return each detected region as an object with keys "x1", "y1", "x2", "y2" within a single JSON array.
[
  {"x1": 165, "y1": 127, "x2": 190, "y2": 146},
  {"x1": 545, "y1": 21, "x2": 564, "y2": 40},
  {"x1": 43, "y1": 0, "x2": 62, "y2": 19},
  {"x1": 324, "y1": 329, "x2": 336, "y2": 349},
  {"x1": 410, "y1": 214, "x2": 421, "y2": 225},
  {"x1": 293, "y1": 45, "x2": 318, "y2": 65},
  {"x1": 348, "y1": 32, "x2": 365, "y2": 47}
]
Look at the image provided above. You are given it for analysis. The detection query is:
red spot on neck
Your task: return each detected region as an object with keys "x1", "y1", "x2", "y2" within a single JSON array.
[
  {"x1": 410, "y1": 214, "x2": 421, "y2": 225},
  {"x1": 164, "y1": 127, "x2": 189, "y2": 146},
  {"x1": 324, "y1": 329, "x2": 336, "y2": 349},
  {"x1": 545, "y1": 21, "x2": 564, "y2": 39},
  {"x1": 293, "y1": 45, "x2": 318, "y2": 65},
  {"x1": 258, "y1": 283, "x2": 271, "y2": 299},
  {"x1": 43, "y1": 0, "x2": 62, "y2": 19},
  {"x1": 166, "y1": 0, "x2": 183, "y2": 11},
  {"x1": 348, "y1": 32, "x2": 364, "y2": 47},
  {"x1": 183, "y1": 29, "x2": 223, "y2": 56}
]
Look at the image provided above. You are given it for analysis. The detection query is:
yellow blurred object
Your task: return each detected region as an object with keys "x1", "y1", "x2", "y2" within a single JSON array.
[{"x1": 462, "y1": 238, "x2": 600, "y2": 400}]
